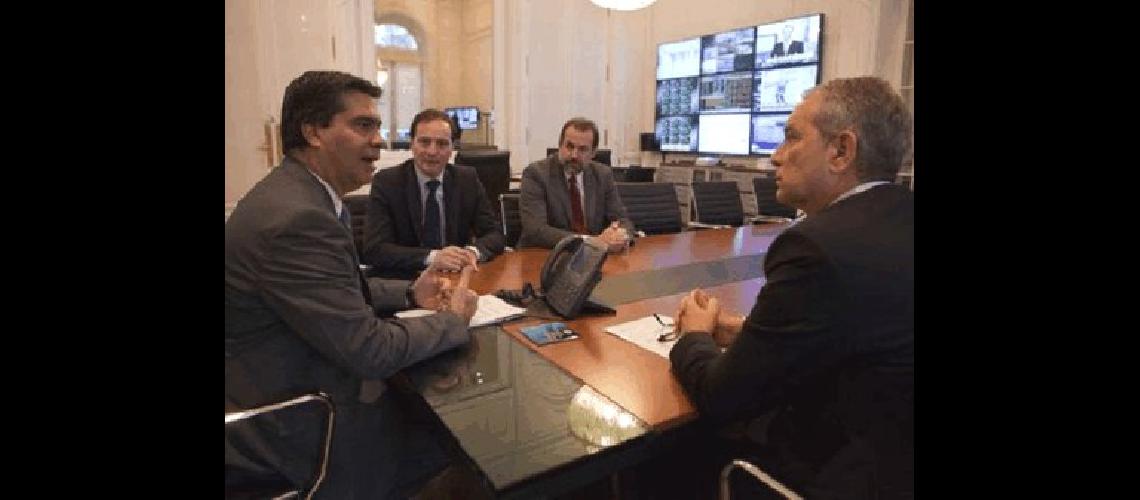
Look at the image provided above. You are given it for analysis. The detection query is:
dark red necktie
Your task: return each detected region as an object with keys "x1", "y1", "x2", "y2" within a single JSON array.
[{"x1": 567, "y1": 176, "x2": 586, "y2": 234}]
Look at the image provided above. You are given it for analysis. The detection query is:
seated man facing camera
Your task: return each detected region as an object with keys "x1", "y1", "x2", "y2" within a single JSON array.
[
  {"x1": 518, "y1": 117, "x2": 635, "y2": 253},
  {"x1": 363, "y1": 108, "x2": 504, "y2": 279}
]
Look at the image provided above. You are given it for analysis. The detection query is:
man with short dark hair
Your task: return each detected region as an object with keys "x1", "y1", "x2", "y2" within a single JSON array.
[
  {"x1": 363, "y1": 108, "x2": 504, "y2": 279},
  {"x1": 669, "y1": 76, "x2": 914, "y2": 499},
  {"x1": 225, "y1": 71, "x2": 479, "y2": 498},
  {"x1": 518, "y1": 117, "x2": 634, "y2": 252}
]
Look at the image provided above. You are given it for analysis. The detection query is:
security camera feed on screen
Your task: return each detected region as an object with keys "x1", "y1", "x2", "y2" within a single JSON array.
[
  {"x1": 701, "y1": 27, "x2": 756, "y2": 74},
  {"x1": 751, "y1": 114, "x2": 790, "y2": 155},
  {"x1": 753, "y1": 65, "x2": 818, "y2": 112},
  {"x1": 657, "y1": 37, "x2": 701, "y2": 80},
  {"x1": 657, "y1": 77, "x2": 699, "y2": 116},
  {"x1": 656, "y1": 115, "x2": 698, "y2": 152},
  {"x1": 700, "y1": 72, "x2": 753, "y2": 113},
  {"x1": 654, "y1": 13, "x2": 822, "y2": 156}
]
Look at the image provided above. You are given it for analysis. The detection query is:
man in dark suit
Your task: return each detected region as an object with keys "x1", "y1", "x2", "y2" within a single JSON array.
[
  {"x1": 363, "y1": 108, "x2": 504, "y2": 280},
  {"x1": 518, "y1": 117, "x2": 634, "y2": 252},
  {"x1": 669, "y1": 76, "x2": 913, "y2": 499},
  {"x1": 225, "y1": 71, "x2": 480, "y2": 498},
  {"x1": 770, "y1": 24, "x2": 805, "y2": 57}
]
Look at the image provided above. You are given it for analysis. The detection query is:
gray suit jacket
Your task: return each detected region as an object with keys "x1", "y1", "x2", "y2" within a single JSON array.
[
  {"x1": 225, "y1": 156, "x2": 470, "y2": 498},
  {"x1": 517, "y1": 154, "x2": 634, "y2": 248}
]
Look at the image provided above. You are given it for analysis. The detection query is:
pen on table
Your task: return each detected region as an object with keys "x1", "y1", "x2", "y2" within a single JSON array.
[{"x1": 655, "y1": 314, "x2": 679, "y2": 342}]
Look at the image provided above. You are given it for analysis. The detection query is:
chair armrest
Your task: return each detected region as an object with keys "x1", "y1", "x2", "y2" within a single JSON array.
[
  {"x1": 226, "y1": 392, "x2": 336, "y2": 499},
  {"x1": 719, "y1": 459, "x2": 803, "y2": 500}
]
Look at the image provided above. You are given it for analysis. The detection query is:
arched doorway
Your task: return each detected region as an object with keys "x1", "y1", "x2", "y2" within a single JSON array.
[{"x1": 374, "y1": 22, "x2": 422, "y2": 148}]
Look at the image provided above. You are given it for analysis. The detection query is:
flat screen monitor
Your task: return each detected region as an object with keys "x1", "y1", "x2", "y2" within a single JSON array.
[
  {"x1": 656, "y1": 77, "x2": 699, "y2": 116},
  {"x1": 444, "y1": 106, "x2": 479, "y2": 130},
  {"x1": 751, "y1": 114, "x2": 790, "y2": 155},
  {"x1": 698, "y1": 114, "x2": 750, "y2": 155},
  {"x1": 653, "y1": 13, "x2": 823, "y2": 156},
  {"x1": 753, "y1": 65, "x2": 819, "y2": 113},
  {"x1": 656, "y1": 116, "x2": 698, "y2": 152},
  {"x1": 657, "y1": 37, "x2": 701, "y2": 80},
  {"x1": 756, "y1": 14, "x2": 822, "y2": 69},
  {"x1": 700, "y1": 27, "x2": 756, "y2": 74},
  {"x1": 699, "y1": 71, "x2": 753, "y2": 113}
]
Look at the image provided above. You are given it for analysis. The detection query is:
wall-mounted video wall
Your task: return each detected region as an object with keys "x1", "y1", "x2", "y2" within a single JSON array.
[{"x1": 655, "y1": 13, "x2": 823, "y2": 156}]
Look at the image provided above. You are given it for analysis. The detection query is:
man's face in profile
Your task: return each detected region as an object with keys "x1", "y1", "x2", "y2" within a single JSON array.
[
  {"x1": 558, "y1": 126, "x2": 596, "y2": 174},
  {"x1": 309, "y1": 91, "x2": 382, "y2": 195},
  {"x1": 771, "y1": 92, "x2": 832, "y2": 212}
]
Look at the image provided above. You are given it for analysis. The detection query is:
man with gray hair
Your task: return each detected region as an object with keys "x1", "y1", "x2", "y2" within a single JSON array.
[{"x1": 668, "y1": 76, "x2": 913, "y2": 499}]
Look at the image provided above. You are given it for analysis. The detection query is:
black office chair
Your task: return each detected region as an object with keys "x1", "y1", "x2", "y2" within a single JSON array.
[
  {"x1": 225, "y1": 392, "x2": 336, "y2": 500},
  {"x1": 456, "y1": 150, "x2": 512, "y2": 218},
  {"x1": 719, "y1": 459, "x2": 803, "y2": 500},
  {"x1": 499, "y1": 193, "x2": 521, "y2": 250},
  {"x1": 690, "y1": 181, "x2": 745, "y2": 228},
  {"x1": 616, "y1": 182, "x2": 683, "y2": 236},
  {"x1": 751, "y1": 176, "x2": 797, "y2": 221},
  {"x1": 343, "y1": 194, "x2": 369, "y2": 256},
  {"x1": 623, "y1": 167, "x2": 656, "y2": 183}
]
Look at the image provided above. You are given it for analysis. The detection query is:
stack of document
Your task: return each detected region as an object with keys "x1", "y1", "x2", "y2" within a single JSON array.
[
  {"x1": 605, "y1": 315, "x2": 676, "y2": 359},
  {"x1": 394, "y1": 294, "x2": 527, "y2": 328}
]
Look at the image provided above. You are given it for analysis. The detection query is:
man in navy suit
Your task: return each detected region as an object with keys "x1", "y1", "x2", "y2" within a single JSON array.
[
  {"x1": 363, "y1": 108, "x2": 504, "y2": 280},
  {"x1": 669, "y1": 76, "x2": 913, "y2": 499}
]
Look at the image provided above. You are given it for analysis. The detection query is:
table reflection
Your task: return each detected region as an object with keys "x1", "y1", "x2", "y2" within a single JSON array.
[{"x1": 401, "y1": 325, "x2": 649, "y2": 492}]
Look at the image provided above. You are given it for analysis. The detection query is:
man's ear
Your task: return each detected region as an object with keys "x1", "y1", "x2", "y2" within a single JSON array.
[
  {"x1": 302, "y1": 123, "x2": 321, "y2": 148},
  {"x1": 828, "y1": 130, "x2": 857, "y2": 174}
]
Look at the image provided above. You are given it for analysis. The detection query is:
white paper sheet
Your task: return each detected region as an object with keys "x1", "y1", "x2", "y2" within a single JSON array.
[{"x1": 604, "y1": 315, "x2": 677, "y2": 359}]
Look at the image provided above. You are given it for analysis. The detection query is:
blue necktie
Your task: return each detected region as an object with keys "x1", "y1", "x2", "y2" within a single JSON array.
[
  {"x1": 338, "y1": 207, "x2": 373, "y2": 306},
  {"x1": 423, "y1": 180, "x2": 442, "y2": 249}
]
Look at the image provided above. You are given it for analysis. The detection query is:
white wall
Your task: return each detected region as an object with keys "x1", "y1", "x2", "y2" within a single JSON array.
[
  {"x1": 492, "y1": 0, "x2": 910, "y2": 174},
  {"x1": 225, "y1": 0, "x2": 376, "y2": 207}
]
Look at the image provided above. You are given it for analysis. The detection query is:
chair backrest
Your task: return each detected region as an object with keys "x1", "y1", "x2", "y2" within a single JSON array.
[
  {"x1": 225, "y1": 392, "x2": 336, "y2": 500},
  {"x1": 623, "y1": 167, "x2": 655, "y2": 183},
  {"x1": 691, "y1": 181, "x2": 744, "y2": 227},
  {"x1": 752, "y1": 176, "x2": 797, "y2": 219},
  {"x1": 456, "y1": 150, "x2": 512, "y2": 217},
  {"x1": 616, "y1": 182, "x2": 683, "y2": 235},
  {"x1": 499, "y1": 193, "x2": 522, "y2": 248},
  {"x1": 343, "y1": 194, "x2": 369, "y2": 255}
]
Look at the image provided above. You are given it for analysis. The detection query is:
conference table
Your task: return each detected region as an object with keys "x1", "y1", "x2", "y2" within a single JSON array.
[{"x1": 395, "y1": 223, "x2": 791, "y2": 498}]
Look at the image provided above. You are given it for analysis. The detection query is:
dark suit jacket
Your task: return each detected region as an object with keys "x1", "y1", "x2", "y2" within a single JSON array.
[
  {"x1": 363, "y1": 160, "x2": 504, "y2": 279},
  {"x1": 670, "y1": 184, "x2": 913, "y2": 499},
  {"x1": 225, "y1": 157, "x2": 471, "y2": 498},
  {"x1": 770, "y1": 40, "x2": 805, "y2": 57},
  {"x1": 517, "y1": 154, "x2": 634, "y2": 248}
]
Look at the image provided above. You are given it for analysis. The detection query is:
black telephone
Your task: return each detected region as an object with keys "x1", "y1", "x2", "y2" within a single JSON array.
[{"x1": 538, "y1": 235, "x2": 609, "y2": 318}]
